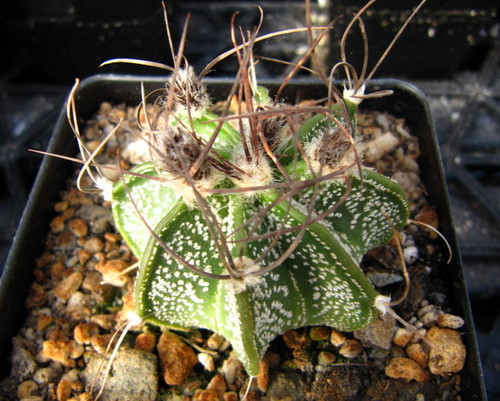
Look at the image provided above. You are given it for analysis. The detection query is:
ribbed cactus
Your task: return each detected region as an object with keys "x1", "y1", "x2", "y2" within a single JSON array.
[{"x1": 109, "y1": 70, "x2": 410, "y2": 375}]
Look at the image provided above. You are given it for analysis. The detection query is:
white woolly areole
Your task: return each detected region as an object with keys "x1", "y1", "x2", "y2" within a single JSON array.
[
  {"x1": 231, "y1": 154, "x2": 273, "y2": 197},
  {"x1": 96, "y1": 176, "x2": 114, "y2": 202},
  {"x1": 223, "y1": 257, "x2": 262, "y2": 294},
  {"x1": 343, "y1": 84, "x2": 366, "y2": 106},
  {"x1": 175, "y1": 66, "x2": 193, "y2": 83},
  {"x1": 159, "y1": 169, "x2": 223, "y2": 207},
  {"x1": 374, "y1": 295, "x2": 392, "y2": 315},
  {"x1": 125, "y1": 311, "x2": 143, "y2": 327},
  {"x1": 304, "y1": 135, "x2": 363, "y2": 178}
]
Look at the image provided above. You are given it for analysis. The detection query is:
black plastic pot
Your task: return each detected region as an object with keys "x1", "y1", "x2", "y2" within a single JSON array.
[{"x1": 0, "y1": 75, "x2": 487, "y2": 400}]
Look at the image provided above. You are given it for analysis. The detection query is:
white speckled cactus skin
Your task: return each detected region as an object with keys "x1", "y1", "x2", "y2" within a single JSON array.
[{"x1": 110, "y1": 77, "x2": 410, "y2": 376}]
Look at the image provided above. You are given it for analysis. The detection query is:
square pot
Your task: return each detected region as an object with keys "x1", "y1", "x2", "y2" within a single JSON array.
[{"x1": 0, "y1": 75, "x2": 487, "y2": 400}]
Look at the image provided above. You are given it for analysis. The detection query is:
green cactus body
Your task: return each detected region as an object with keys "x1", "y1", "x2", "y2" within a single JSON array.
[
  {"x1": 170, "y1": 112, "x2": 241, "y2": 160},
  {"x1": 112, "y1": 162, "x2": 180, "y2": 257},
  {"x1": 110, "y1": 84, "x2": 410, "y2": 376}
]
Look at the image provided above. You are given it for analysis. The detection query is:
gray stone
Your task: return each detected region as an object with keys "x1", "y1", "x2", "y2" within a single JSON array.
[
  {"x1": 307, "y1": 366, "x2": 369, "y2": 401},
  {"x1": 366, "y1": 271, "x2": 403, "y2": 287},
  {"x1": 266, "y1": 371, "x2": 306, "y2": 401},
  {"x1": 82, "y1": 348, "x2": 158, "y2": 401},
  {"x1": 77, "y1": 204, "x2": 113, "y2": 234},
  {"x1": 10, "y1": 337, "x2": 37, "y2": 381},
  {"x1": 354, "y1": 313, "x2": 396, "y2": 350}
]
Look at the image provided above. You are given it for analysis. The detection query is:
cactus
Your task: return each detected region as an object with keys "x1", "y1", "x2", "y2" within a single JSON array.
[
  {"x1": 68, "y1": 1, "x2": 427, "y2": 379},
  {"x1": 108, "y1": 74, "x2": 410, "y2": 375}
]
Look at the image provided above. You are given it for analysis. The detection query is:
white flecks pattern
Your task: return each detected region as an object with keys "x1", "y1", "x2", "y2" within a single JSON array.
[
  {"x1": 132, "y1": 166, "x2": 407, "y2": 373},
  {"x1": 297, "y1": 171, "x2": 408, "y2": 262}
]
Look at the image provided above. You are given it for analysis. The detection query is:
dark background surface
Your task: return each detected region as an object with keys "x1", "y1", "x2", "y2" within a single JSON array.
[{"x1": 1, "y1": 0, "x2": 499, "y2": 398}]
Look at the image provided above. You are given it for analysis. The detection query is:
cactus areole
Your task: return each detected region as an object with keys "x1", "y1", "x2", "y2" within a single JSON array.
[{"x1": 110, "y1": 76, "x2": 410, "y2": 376}]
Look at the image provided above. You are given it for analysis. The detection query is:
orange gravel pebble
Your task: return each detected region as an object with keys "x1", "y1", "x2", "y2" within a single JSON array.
[
  {"x1": 135, "y1": 332, "x2": 157, "y2": 352},
  {"x1": 68, "y1": 219, "x2": 88, "y2": 238},
  {"x1": 385, "y1": 357, "x2": 429, "y2": 382},
  {"x1": 156, "y1": 331, "x2": 198, "y2": 386},
  {"x1": 50, "y1": 215, "x2": 66, "y2": 233}
]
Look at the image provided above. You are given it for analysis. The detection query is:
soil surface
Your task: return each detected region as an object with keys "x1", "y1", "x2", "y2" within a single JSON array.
[{"x1": 0, "y1": 101, "x2": 466, "y2": 401}]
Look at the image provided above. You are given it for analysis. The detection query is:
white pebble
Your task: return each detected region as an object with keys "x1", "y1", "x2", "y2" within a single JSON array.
[
  {"x1": 404, "y1": 245, "x2": 419, "y2": 264},
  {"x1": 364, "y1": 132, "x2": 399, "y2": 162},
  {"x1": 123, "y1": 139, "x2": 150, "y2": 165},
  {"x1": 393, "y1": 172, "x2": 420, "y2": 196},
  {"x1": 222, "y1": 352, "x2": 244, "y2": 385},
  {"x1": 198, "y1": 352, "x2": 215, "y2": 372}
]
